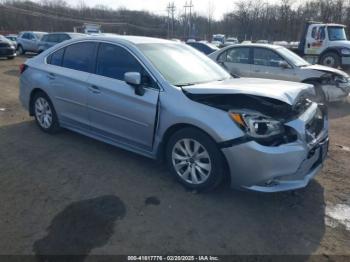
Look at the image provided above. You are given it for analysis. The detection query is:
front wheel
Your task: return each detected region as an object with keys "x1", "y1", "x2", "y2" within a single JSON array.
[
  {"x1": 304, "y1": 80, "x2": 326, "y2": 103},
  {"x1": 166, "y1": 127, "x2": 225, "y2": 191},
  {"x1": 320, "y1": 52, "x2": 341, "y2": 68},
  {"x1": 32, "y1": 92, "x2": 60, "y2": 133},
  {"x1": 17, "y1": 45, "x2": 25, "y2": 55}
]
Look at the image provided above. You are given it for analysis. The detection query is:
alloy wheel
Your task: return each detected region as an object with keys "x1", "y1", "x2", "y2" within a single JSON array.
[
  {"x1": 34, "y1": 97, "x2": 53, "y2": 129},
  {"x1": 172, "y1": 138, "x2": 212, "y2": 185}
]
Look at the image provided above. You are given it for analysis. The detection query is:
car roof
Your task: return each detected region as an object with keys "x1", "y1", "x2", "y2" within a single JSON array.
[
  {"x1": 227, "y1": 43, "x2": 282, "y2": 49},
  {"x1": 82, "y1": 34, "x2": 174, "y2": 45}
]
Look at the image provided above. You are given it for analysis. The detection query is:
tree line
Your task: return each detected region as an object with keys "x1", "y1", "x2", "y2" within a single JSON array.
[{"x1": 0, "y1": 0, "x2": 349, "y2": 42}]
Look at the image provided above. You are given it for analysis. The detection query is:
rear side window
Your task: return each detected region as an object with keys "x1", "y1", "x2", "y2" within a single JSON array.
[
  {"x1": 58, "y1": 34, "x2": 70, "y2": 42},
  {"x1": 62, "y1": 42, "x2": 96, "y2": 72},
  {"x1": 48, "y1": 48, "x2": 65, "y2": 66},
  {"x1": 96, "y1": 43, "x2": 143, "y2": 81}
]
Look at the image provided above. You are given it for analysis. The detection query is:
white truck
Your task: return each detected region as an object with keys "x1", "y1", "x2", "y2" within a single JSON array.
[
  {"x1": 73, "y1": 23, "x2": 102, "y2": 35},
  {"x1": 295, "y1": 21, "x2": 350, "y2": 68}
]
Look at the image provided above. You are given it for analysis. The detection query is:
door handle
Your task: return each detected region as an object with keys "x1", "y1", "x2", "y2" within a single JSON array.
[
  {"x1": 47, "y1": 73, "x2": 55, "y2": 80},
  {"x1": 90, "y1": 85, "x2": 101, "y2": 94},
  {"x1": 254, "y1": 70, "x2": 260, "y2": 72}
]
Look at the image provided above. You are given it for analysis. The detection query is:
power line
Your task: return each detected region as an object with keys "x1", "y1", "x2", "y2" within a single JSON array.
[
  {"x1": 184, "y1": 0, "x2": 194, "y2": 38},
  {"x1": 166, "y1": 2, "x2": 176, "y2": 38}
]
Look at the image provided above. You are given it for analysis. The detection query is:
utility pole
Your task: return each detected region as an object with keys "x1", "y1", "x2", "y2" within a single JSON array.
[
  {"x1": 184, "y1": 0, "x2": 193, "y2": 38},
  {"x1": 167, "y1": 2, "x2": 176, "y2": 38},
  {"x1": 167, "y1": 3, "x2": 171, "y2": 39}
]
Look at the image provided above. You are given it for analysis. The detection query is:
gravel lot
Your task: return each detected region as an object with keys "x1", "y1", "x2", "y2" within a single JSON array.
[{"x1": 0, "y1": 56, "x2": 350, "y2": 258}]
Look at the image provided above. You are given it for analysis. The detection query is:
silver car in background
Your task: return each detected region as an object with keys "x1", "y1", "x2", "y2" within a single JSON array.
[
  {"x1": 17, "y1": 31, "x2": 47, "y2": 55},
  {"x1": 19, "y1": 35, "x2": 328, "y2": 192},
  {"x1": 38, "y1": 32, "x2": 86, "y2": 53},
  {"x1": 209, "y1": 44, "x2": 350, "y2": 102}
]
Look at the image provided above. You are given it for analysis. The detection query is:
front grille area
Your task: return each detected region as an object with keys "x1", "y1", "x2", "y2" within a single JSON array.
[
  {"x1": 0, "y1": 43, "x2": 10, "y2": 48},
  {"x1": 305, "y1": 105, "x2": 326, "y2": 143}
]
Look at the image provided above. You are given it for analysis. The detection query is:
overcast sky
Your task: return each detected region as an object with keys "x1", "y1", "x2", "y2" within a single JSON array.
[{"x1": 71, "y1": 0, "x2": 298, "y2": 20}]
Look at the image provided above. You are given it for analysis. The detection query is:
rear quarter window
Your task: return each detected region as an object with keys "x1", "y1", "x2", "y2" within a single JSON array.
[{"x1": 48, "y1": 48, "x2": 65, "y2": 66}]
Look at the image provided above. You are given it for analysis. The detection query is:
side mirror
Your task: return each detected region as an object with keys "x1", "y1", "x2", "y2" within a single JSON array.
[
  {"x1": 124, "y1": 72, "x2": 145, "y2": 96},
  {"x1": 279, "y1": 61, "x2": 291, "y2": 69}
]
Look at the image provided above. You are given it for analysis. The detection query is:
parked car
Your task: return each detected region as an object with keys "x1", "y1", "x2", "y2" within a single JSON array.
[
  {"x1": 17, "y1": 31, "x2": 47, "y2": 54},
  {"x1": 5, "y1": 34, "x2": 17, "y2": 44},
  {"x1": 225, "y1": 37, "x2": 239, "y2": 45},
  {"x1": 19, "y1": 35, "x2": 328, "y2": 192},
  {"x1": 209, "y1": 44, "x2": 350, "y2": 102},
  {"x1": 187, "y1": 41, "x2": 219, "y2": 55},
  {"x1": 38, "y1": 32, "x2": 86, "y2": 53},
  {"x1": 0, "y1": 35, "x2": 16, "y2": 59}
]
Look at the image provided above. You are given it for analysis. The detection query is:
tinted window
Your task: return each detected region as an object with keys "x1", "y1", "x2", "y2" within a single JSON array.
[
  {"x1": 253, "y1": 48, "x2": 284, "y2": 67},
  {"x1": 58, "y1": 34, "x2": 70, "y2": 42},
  {"x1": 22, "y1": 33, "x2": 29, "y2": 39},
  {"x1": 41, "y1": 35, "x2": 48, "y2": 42},
  {"x1": 47, "y1": 34, "x2": 60, "y2": 43},
  {"x1": 227, "y1": 47, "x2": 250, "y2": 64},
  {"x1": 96, "y1": 43, "x2": 143, "y2": 81},
  {"x1": 62, "y1": 42, "x2": 96, "y2": 72},
  {"x1": 48, "y1": 48, "x2": 65, "y2": 66}
]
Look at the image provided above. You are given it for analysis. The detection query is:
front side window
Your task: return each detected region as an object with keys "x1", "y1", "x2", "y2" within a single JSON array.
[
  {"x1": 253, "y1": 48, "x2": 284, "y2": 67},
  {"x1": 62, "y1": 42, "x2": 96, "y2": 72},
  {"x1": 138, "y1": 43, "x2": 230, "y2": 86},
  {"x1": 96, "y1": 43, "x2": 143, "y2": 81},
  {"x1": 227, "y1": 47, "x2": 250, "y2": 64}
]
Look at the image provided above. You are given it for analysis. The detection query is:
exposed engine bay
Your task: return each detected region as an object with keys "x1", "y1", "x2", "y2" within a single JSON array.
[{"x1": 184, "y1": 92, "x2": 318, "y2": 147}]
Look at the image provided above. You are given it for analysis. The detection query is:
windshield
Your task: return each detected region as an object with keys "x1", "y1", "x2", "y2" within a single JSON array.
[
  {"x1": 277, "y1": 47, "x2": 310, "y2": 67},
  {"x1": 328, "y1": 26, "x2": 347, "y2": 41},
  {"x1": 138, "y1": 43, "x2": 231, "y2": 86}
]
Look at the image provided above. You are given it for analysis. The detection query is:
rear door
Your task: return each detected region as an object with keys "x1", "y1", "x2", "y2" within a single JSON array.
[
  {"x1": 218, "y1": 47, "x2": 251, "y2": 77},
  {"x1": 46, "y1": 42, "x2": 97, "y2": 130},
  {"x1": 87, "y1": 43, "x2": 159, "y2": 151},
  {"x1": 251, "y1": 47, "x2": 296, "y2": 81}
]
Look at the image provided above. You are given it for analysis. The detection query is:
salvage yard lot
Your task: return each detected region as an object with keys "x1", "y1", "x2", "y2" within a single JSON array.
[{"x1": 0, "y1": 56, "x2": 350, "y2": 257}]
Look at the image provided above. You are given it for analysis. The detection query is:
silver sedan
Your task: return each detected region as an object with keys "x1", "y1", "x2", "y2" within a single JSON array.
[
  {"x1": 209, "y1": 44, "x2": 350, "y2": 102},
  {"x1": 19, "y1": 35, "x2": 328, "y2": 192}
]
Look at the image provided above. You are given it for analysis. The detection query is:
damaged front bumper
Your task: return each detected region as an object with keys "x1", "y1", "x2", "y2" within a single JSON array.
[{"x1": 221, "y1": 103, "x2": 329, "y2": 193}]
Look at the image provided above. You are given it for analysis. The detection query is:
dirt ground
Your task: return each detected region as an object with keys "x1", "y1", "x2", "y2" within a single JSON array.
[{"x1": 0, "y1": 56, "x2": 350, "y2": 259}]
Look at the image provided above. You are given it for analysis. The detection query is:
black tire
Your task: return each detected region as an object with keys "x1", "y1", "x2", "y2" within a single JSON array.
[
  {"x1": 17, "y1": 45, "x2": 25, "y2": 55},
  {"x1": 320, "y1": 52, "x2": 340, "y2": 68},
  {"x1": 166, "y1": 127, "x2": 225, "y2": 192},
  {"x1": 304, "y1": 80, "x2": 326, "y2": 103},
  {"x1": 32, "y1": 91, "x2": 60, "y2": 133},
  {"x1": 7, "y1": 56, "x2": 15, "y2": 60}
]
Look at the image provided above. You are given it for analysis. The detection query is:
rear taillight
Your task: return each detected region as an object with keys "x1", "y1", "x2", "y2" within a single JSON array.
[{"x1": 19, "y1": 64, "x2": 27, "y2": 74}]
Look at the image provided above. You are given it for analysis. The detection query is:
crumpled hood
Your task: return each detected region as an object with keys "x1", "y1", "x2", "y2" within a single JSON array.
[
  {"x1": 304, "y1": 64, "x2": 349, "y2": 77},
  {"x1": 182, "y1": 78, "x2": 313, "y2": 105}
]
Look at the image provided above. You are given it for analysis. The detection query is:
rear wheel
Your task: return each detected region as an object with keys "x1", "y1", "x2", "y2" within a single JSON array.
[
  {"x1": 320, "y1": 52, "x2": 341, "y2": 68},
  {"x1": 32, "y1": 92, "x2": 60, "y2": 133},
  {"x1": 166, "y1": 127, "x2": 225, "y2": 191}
]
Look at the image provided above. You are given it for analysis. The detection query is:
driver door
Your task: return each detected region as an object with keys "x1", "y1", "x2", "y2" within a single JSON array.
[{"x1": 87, "y1": 43, "x2": 159, "y2": 151}]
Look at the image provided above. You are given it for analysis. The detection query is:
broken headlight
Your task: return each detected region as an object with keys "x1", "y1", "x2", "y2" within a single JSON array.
[{"x1": 229, "y1": 112, "x2": 285, "y2": 139}]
